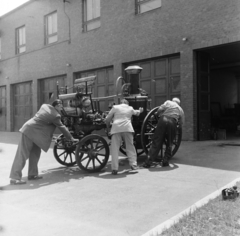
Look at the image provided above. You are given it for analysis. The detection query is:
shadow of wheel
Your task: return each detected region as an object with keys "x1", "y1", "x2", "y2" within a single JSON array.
[
  {"x1": 141, "y1": 107, "x2": 182, "y2": 160},
  {"x1": 75, "y1": 134, "x2": 109, "y2": 172}
]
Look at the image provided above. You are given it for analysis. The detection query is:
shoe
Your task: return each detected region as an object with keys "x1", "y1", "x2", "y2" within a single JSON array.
[
  {"x1": 112, "y1": 170, "x2": 118, "y2": 175},
  {"x1": 10, "y1": 179, "x2": 26, "y2": 185},
  {"x1": 130, "y1": 165, "x2": 139, "y2": 170},
  {"x1": 28, "y1": 175, "x2": 43, "y2": 180},
  {"x1": 161, "y1": 161, "x2": 169, "y2": 167},
  {"x1": 142, "y1": 161, "x2": 153, "y2": 168}
]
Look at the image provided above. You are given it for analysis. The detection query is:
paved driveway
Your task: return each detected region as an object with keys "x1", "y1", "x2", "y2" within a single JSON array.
[{"x1": 0, "y1": 132, "x2": 240, "y2": 236}]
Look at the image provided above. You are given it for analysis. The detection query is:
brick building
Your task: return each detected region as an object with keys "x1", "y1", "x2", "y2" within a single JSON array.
[{"x1": 0, "y1": 0, "x2": 240, "y2": 141}]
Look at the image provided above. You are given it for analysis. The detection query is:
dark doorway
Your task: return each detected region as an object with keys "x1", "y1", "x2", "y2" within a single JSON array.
[{"x1": 196, "y1": 42, "x2": 240, "y2": 140}]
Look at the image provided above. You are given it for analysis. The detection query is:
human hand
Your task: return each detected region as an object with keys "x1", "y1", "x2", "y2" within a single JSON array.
[
  {"x1": 71, "y1": 138, "x2": 79, "y2": 143},
  {"x1": 139, "y1": 107, "x2": 144, "y2": 113},
  {"x1": 107, "y1": 132, "x2": 112, "y2": 140}
]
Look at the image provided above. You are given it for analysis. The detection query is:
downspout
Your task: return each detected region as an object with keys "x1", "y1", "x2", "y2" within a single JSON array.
[{"x1": 63, "y1": 0, "x2": 71, "y2": 44}]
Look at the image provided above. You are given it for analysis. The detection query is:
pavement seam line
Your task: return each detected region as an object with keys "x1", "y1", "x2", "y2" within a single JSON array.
[{"x1": 141, "y1": 177, "x2": 240, "y2": 236}]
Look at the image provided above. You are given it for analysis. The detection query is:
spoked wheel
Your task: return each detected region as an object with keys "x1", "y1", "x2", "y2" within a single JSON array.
[
  {"x1": 75, "y1": 134, "x2": 109, "y2": 172},
  {"x1": 141, "y1": 107, "x2": 182, "y2": 160},
  {"x1": 53, "y1": 134, "x2": 77, "y2": 167}
]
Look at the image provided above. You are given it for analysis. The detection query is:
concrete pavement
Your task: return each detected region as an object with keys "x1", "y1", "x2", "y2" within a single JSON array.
[{"x1": 0, "y1": 132, "x2": 240, "y2": 236}]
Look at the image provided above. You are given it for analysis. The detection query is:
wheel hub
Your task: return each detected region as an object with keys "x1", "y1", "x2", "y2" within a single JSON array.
[{"x1": 88, "y1": 150, "x2": 97, "y2": 158}]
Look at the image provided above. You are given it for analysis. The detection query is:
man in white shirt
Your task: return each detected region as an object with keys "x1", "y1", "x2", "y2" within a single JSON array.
[
  {"x1": 105, "y1": 99, "x2": 143, "y2": 175},
  {"x1": 143, "y1": 97, "x2": 185, "y2": 168}
]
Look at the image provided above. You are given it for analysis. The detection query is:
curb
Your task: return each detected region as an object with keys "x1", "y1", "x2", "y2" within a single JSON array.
[{"x1": 141, "y1": 177, "x2": 240, "y2": 236}]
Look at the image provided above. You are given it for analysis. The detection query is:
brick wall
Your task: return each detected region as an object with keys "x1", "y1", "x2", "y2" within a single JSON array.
[{"x1": 0, "y1": 0, "x2": 240, "y2": 139}]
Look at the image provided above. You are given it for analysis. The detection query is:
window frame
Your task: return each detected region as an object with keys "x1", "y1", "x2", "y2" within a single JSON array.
[
  {"x1": 82, "y1": 0, "x2": 101, "y2": 32},
  {"x1": 135, "y1": 0, "x2": 162, "y2": 14},
  {"x1": 45, "y1": 11, "x2": 58, "y2": 45},
  {"x1": 16, "y1": 25, "x2": 26, "y2": 55}
]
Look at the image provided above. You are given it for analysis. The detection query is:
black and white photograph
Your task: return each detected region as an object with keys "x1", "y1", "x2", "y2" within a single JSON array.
[{"x1": 0, "y1": 0, "x2": 240, "y2": 235}]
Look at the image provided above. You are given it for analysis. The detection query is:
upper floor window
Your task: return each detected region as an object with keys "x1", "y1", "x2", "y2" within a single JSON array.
[
  {"x1": 83, "y1": 0, "x2": 101, "y2": 32},
  {"x1": 45, "y1": 11, "x2": 58, "y2": 45},
  {"x1": 16, "y1": 26, "x2": 26, "y2": 54},
  {"x1": 136, "y1": 0, "x2": 161, "y2": 14}
]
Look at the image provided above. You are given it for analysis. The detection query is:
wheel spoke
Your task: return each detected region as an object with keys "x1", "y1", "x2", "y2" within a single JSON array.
[
  {"x1": 96, "y1": 144, "x2": 105, "y2": 151},
  {"x1": 58, "y1": 150, "x2": 67, "y2": 157},
  {"x1": 97, "y1": 153, "x2": 106, "y2": 157},
  {"x1": 95, "y1": 138, "x2": 100, "y2": 148},
  {"x1": 85, "y1": 158, "x2": 91, "y2": 168},
  {"x1": 92, "y1": 158, "x2": 95, "y2": 169},
  {"x1": 81, "y1": 155, "x2": 90, "y2": 162},
  {"x1": 95, "y1": 156, "x2": 103, "y2": 164},
  {"x1": 64, "y1": 153, "x2": 68, "y2": 162}
]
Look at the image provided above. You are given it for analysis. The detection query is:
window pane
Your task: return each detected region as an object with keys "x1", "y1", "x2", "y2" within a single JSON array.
[
  {"x1": 52, "y1": 13, "x2": 57, "y2": 33},
  {"x1": 87, "y1": 20, "x2": 101, "y2": 31},
  {"x1": 48, "y1": 35, "x2": 58, "y2": 44},
  {"x1": 46, "y1": 12, "x2": 57, "y2": 44},
  {"x1": 87, "y1": 0, "x2": 93, "y2": 20},
  {"x1": 19, "y1": 46, "x2": 26, "y2": 53},
  {"x1": 87, "y1": 0, "x2": 100, "y2": 20},
  {"x1": 139, "y1": 0, "x2": 161, "y2": 13},
  {"x1": 94, "y1": 0, "x2": 100, "y2": 18},
  {"x1": 48, "y1": 15, "x2": 53, "y2": 34}
]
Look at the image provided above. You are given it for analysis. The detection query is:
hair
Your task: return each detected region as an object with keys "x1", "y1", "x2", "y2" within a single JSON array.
[
  {"x1": 52, "y1": 99, "x2": 62, "y2": 107},
  {"x1": 120, "y1": 98, "x2": 129, "y2": 105},
  {"x1": 172, "y1": 97, "x2": 180, "y2": 105},
  {"x1": 82, "y1": 97, "x2": 90, "y2": 103}
]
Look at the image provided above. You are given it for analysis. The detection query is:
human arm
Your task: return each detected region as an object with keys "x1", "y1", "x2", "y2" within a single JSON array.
[
  {"x1": 52, "y1": 115, "x2": 78, "y2": 142},
  {"x1": 104, "y1": 108, "x2": 115, "y2": 137},
  {"x1": 133, "y1": 107, "x2": 144, "y2": 116}
]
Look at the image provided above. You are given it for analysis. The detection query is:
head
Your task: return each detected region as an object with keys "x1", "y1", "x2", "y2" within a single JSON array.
[
  {"x1": 52, "y1": 99, "x2": 63, "y2": 112},
  {"x1": 120, "y1": 98, "x2": 129, "y2": 105},
  {"x1": 82, "y1": 97, "x2": 91, "y2": 109},
  {"x1": 172, "y1": 97, "x2": 180, "y2": 106}
]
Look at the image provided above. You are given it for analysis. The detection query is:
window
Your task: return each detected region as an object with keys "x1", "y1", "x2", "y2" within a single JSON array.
[
  {"x1": 16, "y1": 26, "x2": 26, "y2": 54},
  {"x1": 136, "y1": 0, "x2": 161, "y2": 14},
  {"x1": 45, "y1": 11, "x2": 58, "y2": 44},
  {"x1": 83, "y1": 0, "x2": 101, "y2": 32}
]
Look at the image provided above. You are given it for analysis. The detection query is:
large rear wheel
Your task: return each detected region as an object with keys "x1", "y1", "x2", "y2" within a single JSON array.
[{"x1": 141, "y1": 107, "x2": 182, "y2": 160}]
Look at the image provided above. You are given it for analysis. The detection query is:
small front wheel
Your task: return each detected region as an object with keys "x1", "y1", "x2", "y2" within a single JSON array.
[
  {"x1": 53, "y1": 134, "x2": 77, "y2": 167},
  {"x1": 75, "y1": 134, "x2": 109, "y2": 172}
]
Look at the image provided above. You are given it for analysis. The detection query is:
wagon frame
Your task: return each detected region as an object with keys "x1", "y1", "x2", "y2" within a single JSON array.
[{"x1": 53, "y1": 72, "x2": 182, "y2": 172}]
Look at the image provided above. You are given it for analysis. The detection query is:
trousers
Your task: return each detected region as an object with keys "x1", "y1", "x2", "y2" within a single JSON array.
[
  {"x1": 148, "y1": 116, "x2": 177, "y2": 162},
  {"x1": 111, "y1": 132, "x2": 137, "y2": 170},
  {"x1": 10, "y1": 133, "x2": 41, "y2": 180}
]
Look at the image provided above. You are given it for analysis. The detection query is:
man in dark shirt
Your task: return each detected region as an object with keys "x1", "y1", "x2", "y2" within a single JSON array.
[{"x1": 143, "y1": 97, "x2": 184, "y2": 167}]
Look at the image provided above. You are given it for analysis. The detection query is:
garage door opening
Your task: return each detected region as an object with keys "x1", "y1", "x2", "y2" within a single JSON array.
[{"x1": 196, "y1": 42, "x2": 240, "y2": 141}]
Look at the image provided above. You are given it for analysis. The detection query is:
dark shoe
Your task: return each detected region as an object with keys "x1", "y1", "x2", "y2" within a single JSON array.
[
  {"x1": 10, "y1": 179, "x2": 26, "y2": 185},
  {"x1": 28, "y1": 175, "x2": 43, "y2": 180},
  {"x1": 142, "y1": 161, "x2": 152, "y2": 168},
  {"x1": 112, "y1": 170, "x2": 118, "y2": 175},
  {"x1": 130, "y1": 165, "x2": 139, "y2": 170},
  {"x1": 161, "y1": 161, "x2": 169, "y2": 167}
]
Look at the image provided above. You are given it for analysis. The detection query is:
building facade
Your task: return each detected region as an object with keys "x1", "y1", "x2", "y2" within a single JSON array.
[{"x1": 0, "y1": 0, "x2": 240, "y2": 141}]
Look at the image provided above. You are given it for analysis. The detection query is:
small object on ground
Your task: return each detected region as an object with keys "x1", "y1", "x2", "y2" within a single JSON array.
[{"x1": 222, "y1": 185, "x2": 240, "y2": 200}]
